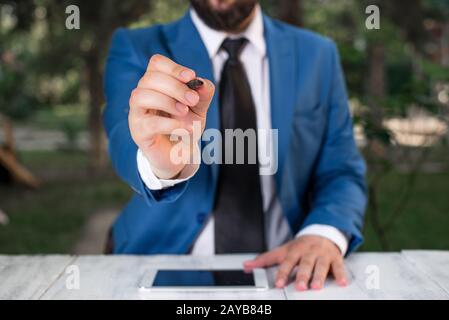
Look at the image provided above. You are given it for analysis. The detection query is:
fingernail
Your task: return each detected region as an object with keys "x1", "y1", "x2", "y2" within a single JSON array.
[
  {"x1": 175, "y1": 102, "x2": 188, "y2": 114},
  {"x1": 296, "y1": 281, "x2": 307, "y2": 291},
  {"x1": 185, "y1": 91, "x2": 199, "y2": 105},
  {"x1": 311, "y1": 280, "x2": 322, "y2": 290},
  {"x1": 338, "y1": 278, "x2": 348, "y2": 287},
  {"x1": 180, "y1": 69, "x2": 194, "y2": 81},
  {"x1": 276, "y1": 279, "x2": 285, "y2": 288}
]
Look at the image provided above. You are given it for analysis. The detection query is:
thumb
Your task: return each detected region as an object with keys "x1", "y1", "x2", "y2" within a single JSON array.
[{"x1": 191, "y1": 77, "x2": 215, "y2": 118}]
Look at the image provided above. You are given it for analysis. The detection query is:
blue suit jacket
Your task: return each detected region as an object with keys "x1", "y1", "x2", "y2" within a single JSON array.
[{"x1": 103, "y1": 12, "x2": 367, "y2": 255}]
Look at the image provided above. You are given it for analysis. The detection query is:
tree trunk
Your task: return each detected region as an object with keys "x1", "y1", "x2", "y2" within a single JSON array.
[
  {"x1": 365, "y1": 42, "x2": 389, "y2": 248},
  {"x1": 442, "y1": 23, "x2": 449, "y2": 67},
  {"x1": 367, "y1": 42, "x2": 386, "y2": 125},
  {"x1": 278, "y1": 0, "x2": 303, "y2": 27},
  {"x1": 85, "y1": 49, "x2": 107, "y2": 174}
]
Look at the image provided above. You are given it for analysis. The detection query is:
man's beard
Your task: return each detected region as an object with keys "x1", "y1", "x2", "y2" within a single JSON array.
[{"x1": 190, "y1": 0, "x2": 258, "y2": 32}]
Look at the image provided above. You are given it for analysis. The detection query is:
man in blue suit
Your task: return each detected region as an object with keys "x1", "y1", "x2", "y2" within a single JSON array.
[{"x1": 103, "y1": 0, "x2": 367, "y2": 291}]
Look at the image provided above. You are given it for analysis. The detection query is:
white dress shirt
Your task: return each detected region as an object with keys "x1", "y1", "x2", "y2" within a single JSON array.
[{"x1": 137, "y1": 6, "x2": 349, "y2": 255}]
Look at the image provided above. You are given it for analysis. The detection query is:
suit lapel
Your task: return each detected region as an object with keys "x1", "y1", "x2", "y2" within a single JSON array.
[{"x1": 264, "y1": 16, "x2": 297, "y2": 194}]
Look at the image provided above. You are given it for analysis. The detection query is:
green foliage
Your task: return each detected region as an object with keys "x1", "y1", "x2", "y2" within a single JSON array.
[
  {"x1": 362, "y1": 170, "x2": 449, "y2": 251},
  {"x1": 422, "y1": 61, "x2": 449, "y2": 81},
  {"x1": 300, "y1": 0, "x2": 447, "y2": 116},
  {"x1": 0, "y1": 51, "x2": 38, "y2": 120},
  {"x1": 60, "y1": 119, "x2": 82, "y2": 149},
  {"x1": 0, "y1": 151, "x2": 131, "y2": 253}
]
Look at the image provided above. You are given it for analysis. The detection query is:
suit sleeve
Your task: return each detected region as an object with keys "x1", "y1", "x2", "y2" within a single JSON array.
[
  {"x1": 103, "y1": 28, "x2": 189, "y2": 206},
  {"x1": 300, "y1": 40, "x2": 367, "y2": 255}
]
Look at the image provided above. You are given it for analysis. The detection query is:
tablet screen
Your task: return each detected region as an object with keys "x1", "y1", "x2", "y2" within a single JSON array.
[{"x1": 153, "y1": 270, "x2": 255, "y2": 287}]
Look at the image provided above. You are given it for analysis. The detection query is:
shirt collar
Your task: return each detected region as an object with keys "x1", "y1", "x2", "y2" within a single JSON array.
[{"x1": 190, "y1": 4, "x2": 266, "y2": 58}]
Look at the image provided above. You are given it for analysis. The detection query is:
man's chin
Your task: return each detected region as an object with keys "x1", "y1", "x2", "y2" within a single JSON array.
[
  {"x1": 190, "y1": 0, "x2": 258, "y2": 32},
  {"x1": 210, "y1": 0, "x2": 235, "y2": 11}
]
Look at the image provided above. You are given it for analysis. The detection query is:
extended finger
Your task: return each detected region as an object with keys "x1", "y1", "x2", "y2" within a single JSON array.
[
  {"x1": 310, "y1": 257, "x2": 331, "y2": 290},
  {"x1": 295, "y1": 254, "x2": 317, "y2": 291},
  {"x1": 331, "y1": 259, "x2": 348, "y2": 287},
  {"x1": 275, "y1": 253, "x2": 301, "y2": 288},
  {"x1": 147, "y1": 54, "x2": 196, "y2": 83},
  {"x1": 139, "y1": 71, "x2": 200, "y2": 107}
]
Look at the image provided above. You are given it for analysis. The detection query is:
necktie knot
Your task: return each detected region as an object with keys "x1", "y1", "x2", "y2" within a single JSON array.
[{"x1": 221, "y1": 37, "x2": 248, "y2": 61}]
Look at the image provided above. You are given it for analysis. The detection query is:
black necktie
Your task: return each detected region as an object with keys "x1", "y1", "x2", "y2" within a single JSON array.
[{"x1": 214, "y1": 38, "x2": 266, "y2": 254}]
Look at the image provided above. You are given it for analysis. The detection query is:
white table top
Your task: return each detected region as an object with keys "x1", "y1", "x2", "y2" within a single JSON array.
[{"x1": 0, "y1": 251, "x2": 448, "y2": 300}]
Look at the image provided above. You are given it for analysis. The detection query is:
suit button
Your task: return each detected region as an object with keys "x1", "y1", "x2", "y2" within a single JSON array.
[{"x1": 197, "y1": 212, "x2": 207, "y2": 224}]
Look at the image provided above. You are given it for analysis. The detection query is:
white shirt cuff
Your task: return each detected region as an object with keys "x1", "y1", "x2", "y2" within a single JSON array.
[
  {"x1": 296, "y1": 224, "x2": 349, "y2": 256},
  {"x1": 136, "y1": 149, "x2": 200, "y2": 190}
]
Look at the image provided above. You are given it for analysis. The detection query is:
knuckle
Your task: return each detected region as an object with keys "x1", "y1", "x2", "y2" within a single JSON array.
[
  {"x1": 172, "y1": 64, "x2": 184, "y2": 77},
  {"x1": 333, "y1": 262, "x2": 343, "y2": 270},
  {"x1": 129, "y1": 88, "x2": 141, "y2": 104},
  {"x1": 272, "y1": 254, "x2": 283, "y2": 265},
  {"x1": 333, "y1": 264, "x2": 344, "y2": 275},
  {"x1": 145, "y1": 72, "x2": 156, "y2": 85},
  {"x1": 302, "y1": 253, "x2": 315, "y2": 263},
  {"x1": 277, "y1": 270, "x2": 289, "y2": 279},
  {"x1": 138, "y1": 74, "x2": 150, "y2": 88},
  {"x1": 310, "y1": 243, "x2": 324, "y2": 251},
  {"x1": 334, "y1": 256, "x2": 344, "y2": 266},
  {"x1": 254, "y1": 253, "x2": 267, "y2": 261},
  {"x1": 279, "y1": 263, "x2": 293, "y2": 274},
  {"x1": 289, "y1": 240, "x2": 301, "y2": 250},
  {"x1": 298, "y1": 266, "x2": 312, "y2": 275},
  {"x1": 129, "y1": 119, "x2": 141, "y2": 141},
  {"x1": 128, "y1": 116, "x2": 136, "y2": 133},
  {"x1": 284, "y1": 255, "x2": 298, "y2": 266},
  {"x1": 278, "y1": 246, "x2": 289, "y2": 260},
  {"x1": 313, "y1": 272, "x2": 325, "y2": 281},
  {"x1": 149, "y1": 54, "x2": 163, "y2": 68},
  {"x1": 261, "y1": 252, "x2": 274, "y2": 262},
  {"x1": 296, "y1": 273, "x2": 310, "y2": 282},
  {"x1": 317, "y1": 256, "x2": 330, "y2": 265},
  {"x1": 300, "y1": 261, "x2": 313, "y2": 270},
  {"x1": 128, "y1": 111, "x2": 141, "y2": 128},
  {"x1": 300, "y1": 257, "x2": 316, "y2": 269},
  {"x1": 128, "y1": 112, "x2": 136, "y2": 125},
  {"x1": 306, "y1": 251, "x2": 317, "y2": 259}
]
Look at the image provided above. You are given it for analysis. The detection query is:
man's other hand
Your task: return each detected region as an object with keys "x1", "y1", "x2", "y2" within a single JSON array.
[{"x1": 244, "y1": 235, "x2": 348, "y2": 291}]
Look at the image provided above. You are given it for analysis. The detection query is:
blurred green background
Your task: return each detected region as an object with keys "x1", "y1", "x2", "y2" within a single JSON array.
[{"x1": 0, "y1": 0, "x2": 448, "y2": 254}]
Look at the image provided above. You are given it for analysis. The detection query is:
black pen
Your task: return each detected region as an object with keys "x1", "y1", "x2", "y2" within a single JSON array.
[{"x1": 186, "y1": 78, "x2": 204, "y2": 90}]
